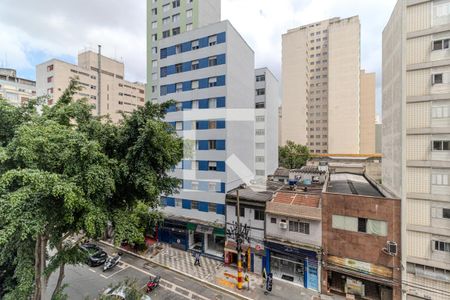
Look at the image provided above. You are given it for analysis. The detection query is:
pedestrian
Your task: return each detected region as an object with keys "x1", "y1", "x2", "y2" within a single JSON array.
[
  {"x1": 242, "y1": 254, "x2": 247, "y2": 272},
  {"x1": 245, "y1": 274, "x2": 250, "y2": 291},
  {"x1": 194, "y1": 252, "x2": 201, "y2": 266}
]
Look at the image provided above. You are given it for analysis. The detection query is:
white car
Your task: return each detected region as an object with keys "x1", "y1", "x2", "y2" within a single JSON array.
[{"x1": 102, "y1": 285, "x2": 152, "y2": 300}]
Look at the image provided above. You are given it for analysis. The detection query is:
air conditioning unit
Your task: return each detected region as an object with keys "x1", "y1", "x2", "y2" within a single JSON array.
[
  {"x1": 383, "y1": 241, "x2": 398, "y2": 256},
  {"x1": 279, "y1": 221, "x2": 288, "y2": 230}
]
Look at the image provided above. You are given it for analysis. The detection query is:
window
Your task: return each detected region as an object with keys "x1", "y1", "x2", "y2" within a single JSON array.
[
  {"x1": 332, "y1": 215, "x2": 387, "y2": 236},
  {"x1": 186, "y1": 9, "x2": 193, "y2": 18},
  {"x1": 191, "y1": 181, "x2": 199, "y2": 190},
  {"x1": 255, "y1": 102, "x2": 265, "y2": 109},
  {"x1": 236, "y1": 206, "x2": 245, "y2": 217},
  {"x1": 172, "y1": 27, "x2": 180, "y2": 36},
  {"x1": 256, "y1": 156, "x2": 265, "y2": 162},
  {"x1": 256, "y1": 115, "x2": 265, "y2": 122},
  {"x1": 432, "y1": 174, "x2": 449, "y2": 185},
  {"x1": 192, "y1": 40, "x2": 199, "y2": 50},
  {"x1": 208, "y1": 202, "x2": 217, "y2": 212},
  {"x1": 172, "y1": 13, "x2": 180, "y2": 23},
  {"x1": 152, "y1": 34, "x2": 157, "y2": 42},
  {"x1": 162, "y1": 30, "x2": 170, "y2": 38},
  {"x1": 208, "y1": 98, "x2": 216, "y2": 108},
  {"x1": 208, "y1": 56, "x2": 218, "y2": 66},
  {"x1": 163, "y1": 17, "x2": 170, "y2": 25},
  {"x1": 151, "y1": 85, "x2": 156, "y2": 93},
  {"x1": 175, "y1": 198, "x2": 182, "y2": 207},
  {"x1": 289, "y1": 221, "x2": 310, "y2": 234},
  {"x1": 176, "y1": 83, "x2": 183, "y2": 92},
  {"x1": 358, "y1": 218, "x2": 367, "y2": 233},
  {"x1": 160, "y1": 67, "x2": 167, "y2": 78},
  {"x1": 254, "y1": 210, "x2": 265, "y2": 221},
  {"x1": 256, "y1": 143, "x2": 265, "y2": 149},
  {"x1": 47, "y1": 64, "x2": 54, "y2": 72},
  {"x1": 256, "y1": 129, "x2": 265, "y2": 135},
  {"x1": 434, "y1": 241, "x2": 450, "y2": 252},
  {"x1": 208, "y1": 77, "x2": 217, "y2": 87},
  {"x1": 152, "y1": 21, "x2": 157, "y2": 29},
  {"x1": 271, "y1": 217, "x2": 276, "y2": 224},
  {"x1": 47, "y1": 88, "x2": 53, "y2": 94},
  {"x1": 192, "y1": 80, "x2": 199, "y2": 89},
  {"x1": 432, "y1": 106, "x2": 449, "y2": 118},
  {"x1": 208, "y1": 182, "x2": 217, "y2": 192},
  {"x1": 432, "y1": 140, "x2": 450, "y2": 151},
  {"x1": 175, "y1": 63, "x2": 182, "y2": 73},
  {"x1": 152, "y1": 60, "x2": 157, "y2": 68},
  {"x1": 152, "y1": 8, "x2": 157, "y2": 15},
  {"x1": 433, "y1": 73, "x2": 443, "y2": 84},
  {"x1": 186, "y1": 23, "x2": 193, "y2": 31},
  {"x1": 209, "y1": 35, "x2": 217, "y2": 46},
  {"x1": 208, "y1": 140, "x2": 217, "y2": 150},
  {"x1": 191, "y1": 200, "x2": 198, "y2": 210},
  {"x1": 191, "y1": 60, "x2": 199, "y2": 70},
  {"x1": 152, "y1": 47, "x2": 158, "y2": 54},
  {"x1": 256, "y1": 75, "x2": 265, "y2": 82},
  {"x1": 208, "y1": 161, "x2": 217, "y2": 171},
  {"x1": 256, "y1": 88, "x2": 265, "y2": 96},
  {"x1": 176, "y1": 102, "x2": 182, "y2": 111},
  {"x1": 175, "y1": 44, "x2": 182, "y2": 53},
  {"x1": 172, "y1": 0, "x2": 180, "y2": 8},
  {"x1": 443, "y1": 208, "x2": 450, "y2": 219},
  {"x1": 160, "y1": 85, "x2": 168, "y2": 96},
  {"x1": 163, "y1": 4, "x2": 170, "y2": 12}
]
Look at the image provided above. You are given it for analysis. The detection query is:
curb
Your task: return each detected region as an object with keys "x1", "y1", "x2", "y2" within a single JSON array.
[{"x1": 98, "y1": 240, "x2": 253, "y2": 300}]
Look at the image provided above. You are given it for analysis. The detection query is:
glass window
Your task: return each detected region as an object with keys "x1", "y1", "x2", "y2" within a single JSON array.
[
  {"x1": 163, "y1": 17, "x2": 170, "y2": 25},
  {"x1": 192, "y1": 80, "x2": 199, "y2": 89},
  {"x1": 172, "y1": 27, "x2": 180, "y2": 36},
  {"x1": 433, "y1": 73, "x2": 443, "y2": 84},
  {"x1": 254, "y1": 210, "x2": 265, "y2": 221},
  {"x1": 186, "y1": 23, "x2": 193, "y2": 31},
  {"x1": 443, "y1": 208, "x2": 450, "y2": 219},
  {"x1": 192, "y1": 40, "x2": 199, "y2": 50},
  {"x1": 163, "y1": 4, "x2": 170, "y2": 12},
  {"x1": 208, "y1": 202, "x2": 217, "y2": 212},
  {"x1": 208, "y1": 56, "x2": 218, "y2": 66},
  {"x1": 208, "y1": 77, "x2": 217, "y2": 87},
  {"x1": 256, "y1": 75, "x2": 265, "y2": 82},
  {"x1": 175, "y1": 198, "x2": 182, "y2": 207},
  {"x1": 172, "y1": 13, "x2": 180, "y2": 23},
  {"x1": 256, "y1": 88, "x2": 265, "y2": 96},
  {"x1": 186, "y1": 9, "x2": 193, "y2": 18},
  {"x1": 208, "y1": 161, "x2": 217, "y2": 171},
  {"x1": 191, "y1": 201, "x2": 198, "y2": 210},
  {"x1": 152, "y1": 21, "x2": 157, "y2": 29},
  {"x1": 162, "y1": 30, "x2": 170, "y2": 38},
  {"x1": 191, "y1": 60, "x2": 199, "y2": 70},
  {"x1": 209, "y1": 35, "x2": 217, "y2": 46},
  {"x1": 271, "y1": 217, "x2": 276, "y2": 224},
  {"x1": 172, "y1": 0, "x2": 180, "y2": 8}
]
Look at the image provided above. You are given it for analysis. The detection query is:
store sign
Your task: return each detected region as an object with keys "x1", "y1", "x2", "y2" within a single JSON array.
[
  {"x1": 345, "y1": 277, "x2": 365, "y2": 296},
  {"x1": 328, "y1": 256, "x2": 393, "y2": 278},
  {"x1": 196, "y1": 225, "x2": 213, "y2": 234}
]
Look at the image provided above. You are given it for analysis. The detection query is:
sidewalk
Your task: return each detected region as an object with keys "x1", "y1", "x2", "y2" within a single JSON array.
[{"x1": 144, "y1": 242, "x2": 336, "y2": 300}]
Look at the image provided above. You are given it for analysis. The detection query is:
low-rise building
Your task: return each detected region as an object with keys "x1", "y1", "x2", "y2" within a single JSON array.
[
  {"x1": 225, "y1": 182, "x2": 282, "y2": 273},
  {"x1": 0, "y1": 68, "x2": 36, "y2": 106},
  {"x1": 321, "y1": 173, "x2": 401, "y2": 299},
  {"x1": 36, "y1": 50, "x2": 146, "y2": 123},
  {"x1": 264, "y1": 183, "x2": 324, "y2": 292}
]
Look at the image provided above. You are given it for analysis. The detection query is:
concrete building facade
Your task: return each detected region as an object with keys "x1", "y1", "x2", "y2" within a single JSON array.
[
  {"x1": 383, "y1": 0, "x2": 450, "y2": 298},
  {"x1": 155, "y1": 20, "x2": 256, "y2": 258},
  {"x1": 281, "y1": 16, "x2": 376, "y2": 154},
  {"x1": 147, "y1": 0, "x2": 221, "y2": 102},
  {"x1": 254, "y1": 67, "x2": 280, "y2": 182},
  {"x1": 36, "y1": 51, "x2": 146, "y2": 123},
  {"x1": 0, "y1": 68, "x2": 36, "y2": 106}
]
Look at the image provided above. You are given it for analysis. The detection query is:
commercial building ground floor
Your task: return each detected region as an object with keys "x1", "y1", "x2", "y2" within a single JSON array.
[
  {"x1": 264, "y1": 240, "x2": 320, "y2": 292},
  {"x1": 322, "y1": 256, "x2": 401, "y2": 300},
  {"x1": 157, "y1": 218, "x2": 226, "y2": 259}
]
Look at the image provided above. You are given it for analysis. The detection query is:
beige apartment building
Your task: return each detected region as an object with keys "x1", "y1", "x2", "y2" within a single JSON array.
[
  {"x1": 281, "y1": 16, "x2": 376, "y2": 154},
  {"x1": 383, "y1": 0, "x2": 450, "y2": 299},
  {"x1": 36, "y1": 50, "x2": 145, "y2": 123},
  {"x1": 0, "y1": 68, "x2": 36, "y2": 106}
]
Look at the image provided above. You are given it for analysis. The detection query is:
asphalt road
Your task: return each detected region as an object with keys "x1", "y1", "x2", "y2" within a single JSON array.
[{"x1": 46, "y1": 243, "x2": 238, "y2": 300}]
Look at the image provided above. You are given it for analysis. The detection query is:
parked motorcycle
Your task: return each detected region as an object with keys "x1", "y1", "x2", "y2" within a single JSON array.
[
  {"x1": 103, "y1": 252, "x2": 122, "y2": 272},
  {"x1": 146, "y1": 275, "x2": 161, "y2": 293}
]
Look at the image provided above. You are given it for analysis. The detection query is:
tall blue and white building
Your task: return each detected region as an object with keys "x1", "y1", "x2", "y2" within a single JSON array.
[{"x1": 147, "y1": 0, "x2": 255, "y2": 258}]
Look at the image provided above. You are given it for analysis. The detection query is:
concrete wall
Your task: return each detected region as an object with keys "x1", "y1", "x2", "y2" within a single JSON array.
[
  {"x1": 328, "y1": 17, "x2": 361, "y2": 154},
  {"x1": 360, "y1": 70, "x2": 376, "y2": 154}
]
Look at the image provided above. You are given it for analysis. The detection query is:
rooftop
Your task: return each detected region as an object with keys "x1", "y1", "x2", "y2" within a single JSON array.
[
  {"x1": 273, "y1": 167, "x2": 289, "y2": 177},
  {"x1": 226, "y1": 181, "x2": 284, "y2": 203},
  {"x1": 327, "y1": 173, "x2": 383, "y2": 197},
  {"x1": 266, "y1": 191, "x2": 321, "y2": 220}
]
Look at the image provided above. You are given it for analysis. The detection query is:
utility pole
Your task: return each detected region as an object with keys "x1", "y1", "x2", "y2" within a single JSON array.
[{"x1": 236, "y1": 188, "x2": 243, "y2": 290}]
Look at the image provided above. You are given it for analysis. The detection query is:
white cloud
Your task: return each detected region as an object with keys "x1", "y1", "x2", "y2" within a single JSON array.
[{"x1": 0, "y1": 0, "x2": 397, "y2": 113}]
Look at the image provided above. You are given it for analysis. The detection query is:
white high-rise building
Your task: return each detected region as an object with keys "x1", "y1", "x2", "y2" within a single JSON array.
[
  {"x1": 0, "y1": 68, "x2": 36, "y2": 106},
  {"x1": 148, "y1": 0, "x2": 256, "y2": 258},
  {"x1": 383, "y1": 0, "x2": 450, "y2": 298},
  {"x1": 254, "y1": 68, "x2": 280, "y2": 182}
]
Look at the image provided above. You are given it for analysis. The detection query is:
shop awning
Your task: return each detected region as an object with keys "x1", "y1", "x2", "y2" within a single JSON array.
[
  {"x1": 213, "y1": 227, "x2": 225, "y2": 237},
  {"x1": 325, "y1": 264, "x2": 396, "y2": 287}
]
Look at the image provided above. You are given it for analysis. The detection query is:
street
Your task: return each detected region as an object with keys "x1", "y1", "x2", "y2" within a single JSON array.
[{"x1": 46, "y1": 243, "x2": 238, "y2": 300}]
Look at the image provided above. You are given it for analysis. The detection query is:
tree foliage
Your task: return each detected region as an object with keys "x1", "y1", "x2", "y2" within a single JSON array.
[
  {"x1": 278, "y1": 140, "x2": 311, "y2": 169},
  {"x1": 0, "y1": 81, "x2": 183, "y2": 299}
]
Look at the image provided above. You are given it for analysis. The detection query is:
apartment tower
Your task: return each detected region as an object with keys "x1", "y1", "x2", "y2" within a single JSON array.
[
  {"x1": 147, "y1": 0, "x2": 221, "y2": 102},
  {"x1": 36, "y1": 51, "x2": 146, "y2": 123},
  {"x1": 255, "y1": 67, "x2": 280, "y2": 182},
  {"x1": 383, "y1": 0, "x2": 450, "y2": 298},
  {"x1": 0, "y1": 68, "x2": 36, "y2": 106},
  {"x1": 147, "y1": 0, "x2": 256, "y2": 257},
  {"x1": 281, "y1": 16, "x2": 376, "y2": 154}
]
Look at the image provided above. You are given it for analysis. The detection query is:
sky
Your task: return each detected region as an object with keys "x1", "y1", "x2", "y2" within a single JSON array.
[{"x1": 0, "y1": 0, "x2": 397, "y2": 116}]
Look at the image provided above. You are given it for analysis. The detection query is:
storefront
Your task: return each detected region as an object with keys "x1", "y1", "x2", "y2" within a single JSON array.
[
  {"x1": 188, "y1": 223, "x2": 225, "y2": 258},
  {"x1": 224, "y1": 241, "x2": 266, "y2": 273},
  {"x1": 265, "y1": 241, "x2": 320, "y2": 292},
  {"x1": 158, "y1": 219, "x2": 188, "y2": 250},
  {"x1": 325, "y1": 256, "x2": 394, "y2": 300}
]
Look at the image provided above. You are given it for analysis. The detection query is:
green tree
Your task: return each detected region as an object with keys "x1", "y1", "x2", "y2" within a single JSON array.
[
  {"x1": 279, "y1": 140, "x2": 311, "y2": 169},
  {"x1": 0, "y1": 81, "x2": 183, "y2": 300}
]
